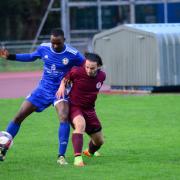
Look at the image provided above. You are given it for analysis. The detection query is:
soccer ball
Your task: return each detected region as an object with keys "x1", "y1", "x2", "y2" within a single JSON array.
[{"x1": 0, "y1": 131, "x2": 13, "y2": 149}]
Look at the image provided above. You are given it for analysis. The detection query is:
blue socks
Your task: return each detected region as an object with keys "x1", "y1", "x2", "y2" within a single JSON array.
[
  {"x1": 58, "y1": 122, "x2": 70, "y2": 156},
  {"x1": 6, "y1": 121, "x2": 70, "y2": 156},
  {"x1": 6, "y1": 121, "x2": 20, "y2": 138}
]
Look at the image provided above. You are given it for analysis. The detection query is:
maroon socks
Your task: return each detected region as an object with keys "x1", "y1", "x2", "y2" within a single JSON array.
[
  {"x1": 89, "y1": 140, "x2": 101, "y2": 154},
  {"x1": 72, "y1": 133, "x2": 83, "y2": 156}
]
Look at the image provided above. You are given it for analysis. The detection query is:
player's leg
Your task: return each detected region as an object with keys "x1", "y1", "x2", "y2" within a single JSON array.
[
  {"x1": 6, "y1": 100, "x2": 37, "y2": 137},
  {"x1": 72, "y1": 114, "x2": 86, "y2": 167},
  {"x1": 55, "y1": 100, "x2": 70, "y2": 165},
  {"x1": 85, "y1": 131, "x2": 104, "y2": 157},
  {"x1": 82, "y1": 109, "x2": 103, "y2": 157},
  {"x1": 0, "y1": 100, "x2": 36, "y2": 161}
]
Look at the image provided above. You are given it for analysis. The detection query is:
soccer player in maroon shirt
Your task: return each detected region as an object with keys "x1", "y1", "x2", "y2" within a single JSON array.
[{"x1": 56, "y1": 52, "x2": 106, "y2": 166}]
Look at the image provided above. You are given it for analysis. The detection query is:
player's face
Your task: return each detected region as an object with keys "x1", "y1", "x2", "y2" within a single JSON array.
[
  {"x1": 50, "y1": 35, "x2": 65, "y2": 52},
  {"x1": 85, "y1": 60, "x2": 98, "y2": 77}
]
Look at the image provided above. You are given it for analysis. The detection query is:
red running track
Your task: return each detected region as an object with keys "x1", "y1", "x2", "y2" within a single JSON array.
[
  {"x1": 0, "y1": 71, "x2": 41, "y2": 98},
  {"x1": 0, "y1": 71, "x2": 111, "y2": 99}
]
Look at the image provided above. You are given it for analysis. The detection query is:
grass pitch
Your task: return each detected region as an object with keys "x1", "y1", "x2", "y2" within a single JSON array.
[{"x1": 0, "y1": 94, "x2": 180, "y2": 180}]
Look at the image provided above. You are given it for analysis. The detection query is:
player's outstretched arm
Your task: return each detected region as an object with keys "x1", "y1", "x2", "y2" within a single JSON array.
[
  {"x1": 0, "y1": 49, "x2": 41, "y2": 62},
  {"x1": 0, "y1": 49, "x2": 9, "y2": 59}
]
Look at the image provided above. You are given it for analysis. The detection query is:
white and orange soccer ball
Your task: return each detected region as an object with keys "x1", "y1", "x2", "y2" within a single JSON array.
[{"x1": 0, "y1": 131, "x2": 13, "y2": 149}]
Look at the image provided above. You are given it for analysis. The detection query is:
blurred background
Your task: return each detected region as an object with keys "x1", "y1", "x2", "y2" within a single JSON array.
[{"x1": 0, "y1": 0, "x2": 180, "y2": 72}]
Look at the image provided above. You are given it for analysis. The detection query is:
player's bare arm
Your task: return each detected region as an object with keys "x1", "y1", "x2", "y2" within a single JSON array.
[
  {"x1": 56, "y1": 78, "x2": 66, "y2": 99},
  {"x1": 56, "y1": 77, "x2": 72, "y2": 99}
]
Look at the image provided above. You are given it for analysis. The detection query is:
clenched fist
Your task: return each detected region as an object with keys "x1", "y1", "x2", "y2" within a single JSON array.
[{"x1": 0, "y1": 49, "x2": 9, "y2": 59}]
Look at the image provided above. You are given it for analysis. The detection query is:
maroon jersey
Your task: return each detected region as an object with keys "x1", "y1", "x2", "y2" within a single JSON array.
[{"x1": 65, "y1": 66, "x2": 106, "y2": 109}]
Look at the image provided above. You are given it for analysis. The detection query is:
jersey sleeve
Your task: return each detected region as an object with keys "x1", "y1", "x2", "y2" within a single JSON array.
[
  {"x1": 15, "y1": 46, "x2": 42, "y2": 62},
  {"x1": 103, "y1": 72, "x2": 106, "y2": 81},
  {"x1": 99, "y1": 70, "x2": 106, "y2": 83}
]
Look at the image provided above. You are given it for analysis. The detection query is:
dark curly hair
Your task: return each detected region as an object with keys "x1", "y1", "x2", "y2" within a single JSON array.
[
  {"x1": 84, "y1": 52, "x2": 103, "y2": 66},
  {"x1": 51, "y1": 28, "x2": 64, "y2": 37}
]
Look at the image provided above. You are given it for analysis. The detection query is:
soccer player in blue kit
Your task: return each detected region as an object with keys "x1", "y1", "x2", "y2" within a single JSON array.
[{"x1": 0, "y1": 28, "x2": 85, "y2": 165}]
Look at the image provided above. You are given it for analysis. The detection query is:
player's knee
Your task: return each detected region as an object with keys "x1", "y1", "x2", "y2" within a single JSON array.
[
  {"x1": 59, "y1": 112, "x2": 68, "y2": 122},
  {"x1": 74, "y1": 122, "x2": 85, "y2": 134}
]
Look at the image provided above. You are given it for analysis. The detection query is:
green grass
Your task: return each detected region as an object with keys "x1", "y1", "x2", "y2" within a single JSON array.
[
  {"x1": 1, "y1": 94, "x2": 180, "y2": 180},
  {"x1": 0, "y1": 58, "x2": 42, "y2": 72}
]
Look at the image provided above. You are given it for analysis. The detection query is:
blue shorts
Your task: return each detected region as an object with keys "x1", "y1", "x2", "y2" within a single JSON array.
[{"x1": 26, "y1": 87, "x2": 69, "y2": 112}]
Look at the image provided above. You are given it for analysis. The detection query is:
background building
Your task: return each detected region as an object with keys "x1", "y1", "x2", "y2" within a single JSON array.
[
  {"x1": 93, "y1": 23, "x2": 180, "y2": 88},
  {"x1": 1, "y1": 0, "x2": 180, "y2": 53}
]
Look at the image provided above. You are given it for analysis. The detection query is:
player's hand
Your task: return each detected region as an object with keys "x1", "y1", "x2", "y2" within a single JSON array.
[
  {"x1": 65, "y1": 79, "x2": 71, "y2": 86},
  {"x1": 56, "y1": 83, "x2": 66, "y2": 99},
  {"x1": 0, "y1": 48, "x2": 9, "y2": 59}
]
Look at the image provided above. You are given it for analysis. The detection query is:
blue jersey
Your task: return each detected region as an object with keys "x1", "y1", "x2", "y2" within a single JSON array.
[{"x1": 15, "y1": 43, "x2": 85, "y2": 94}]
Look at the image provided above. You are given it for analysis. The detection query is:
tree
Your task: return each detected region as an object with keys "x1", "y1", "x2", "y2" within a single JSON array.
[{"x1": 0, "y1": 0, "x2": 49, "y2": 40}]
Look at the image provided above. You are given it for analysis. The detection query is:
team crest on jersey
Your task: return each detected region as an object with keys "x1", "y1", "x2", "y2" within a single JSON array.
[
  {"x1": 62, "y1": 58, "x2": 69, "y2": 65},
  {"x1": 96, "y1": 82, "x2": 102, "y2": 89}
]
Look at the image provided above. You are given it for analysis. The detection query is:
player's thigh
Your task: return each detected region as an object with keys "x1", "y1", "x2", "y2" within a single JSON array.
[
  {"x1": 55, "y1": 100, "x2": 69, "y2": 121},
  {"x1": 90, "y1": 131, "x2": 104, "y2": 146},
  {"x1": 73, "y1": 115, "x2": 86, "y2": 133},
  {"x1": 14, "y1": 100, "x2": 37, "y2": 123},
  {"x1": 84, "y1": 109, "x2": 102, "y2": 135}
]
